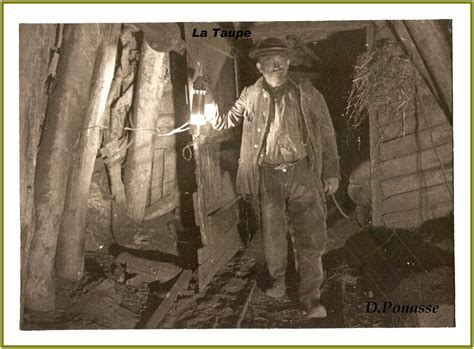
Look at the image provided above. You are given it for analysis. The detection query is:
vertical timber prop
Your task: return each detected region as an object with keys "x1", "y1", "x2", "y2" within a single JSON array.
[
  {"x1": 55, "y1": 24, "x2": 121, "y2": 281},
  {"x1": 123, "y1": 39, "x2": 170, "y2": 224},
  {"x1": 24, "y1": 24, "x2": 111, "y2": 311},
  {"x1": 20, "y1": 23, "x2": 58, "y2": 321}
]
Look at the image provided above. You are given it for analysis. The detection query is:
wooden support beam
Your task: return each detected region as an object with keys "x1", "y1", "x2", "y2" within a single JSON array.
[
  {"x1": 145, "y1": 269, "x2": 192, "y2": 329},
  {"x1": 24, "y1": 24, "x2": 109, "y2": 311},
  {"x1": 123, "y1": 41, "x2": 169, "y2": 224},
  {"x1": 250, "y1": 21, "x2": 372, "y2": 41},
  {"x1": 389, "y1": 20, "x2": 451, "y2": 124},
  {"x1": 19, "y1": 22, "x2": 58, "y2": 323},
  {"x1": 56, "y1": 24, "x2": 121, "y2": 281},
  {"x1": 403, "y1": 20, "x2": 452, "y2": 119},
  {"x1": 131, "y1": 23, "x2": 185, "y2": 54}
]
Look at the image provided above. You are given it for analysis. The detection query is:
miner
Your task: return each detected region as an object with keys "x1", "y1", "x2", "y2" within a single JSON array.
[{"x1": 195, "y1": 37, "x2": 340, "y2": 319}]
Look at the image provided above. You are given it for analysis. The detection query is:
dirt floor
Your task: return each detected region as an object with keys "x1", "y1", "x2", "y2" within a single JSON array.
[{"x1": 22, "y1": 212, "x2": 454, "y2": 330}]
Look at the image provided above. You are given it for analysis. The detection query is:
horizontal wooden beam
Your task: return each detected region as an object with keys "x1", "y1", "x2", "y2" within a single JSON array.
[{"x1": 250, "y1": 21, "x2": 372, "y2": 41}]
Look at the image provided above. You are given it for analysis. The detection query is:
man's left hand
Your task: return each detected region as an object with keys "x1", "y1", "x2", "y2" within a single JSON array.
[{"x1": 323, "y1": 177, "x2": 339, "y2": 195}]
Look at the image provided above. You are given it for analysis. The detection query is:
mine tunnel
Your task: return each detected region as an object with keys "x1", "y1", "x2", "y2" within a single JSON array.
[{"x1": 20, "y1": 20, "x2": 454, "y2": 329}]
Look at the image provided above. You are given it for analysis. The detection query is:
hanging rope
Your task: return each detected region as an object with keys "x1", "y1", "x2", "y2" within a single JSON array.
[
  {"x1": 84, "y1": 121, "x2": 190, "y2": 137},
  {"x1": 330, "y1": 193, "x2": 364, "y2": 229},
  {"x1": 182, "y1": 137, "x2": 199, "y2": 162}
]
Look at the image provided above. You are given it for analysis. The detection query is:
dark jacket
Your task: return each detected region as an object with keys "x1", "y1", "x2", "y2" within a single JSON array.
[{"x1": 211, "y1": 77, "x2": 340, "y2": 200}]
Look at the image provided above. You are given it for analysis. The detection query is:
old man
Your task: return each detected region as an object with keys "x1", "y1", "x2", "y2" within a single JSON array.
[{"x1": 196, "y1": 37, "x2": 340, "y2": 319}]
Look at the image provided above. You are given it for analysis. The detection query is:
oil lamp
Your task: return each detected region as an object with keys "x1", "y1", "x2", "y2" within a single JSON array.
[{"x1": 190, "y1": 88, "x2": 206, "y2": 127}]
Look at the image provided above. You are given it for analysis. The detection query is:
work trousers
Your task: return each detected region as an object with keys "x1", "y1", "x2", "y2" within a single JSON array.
[{"x1": 259, "y1": 157, "x2": 327, "y2": 304}]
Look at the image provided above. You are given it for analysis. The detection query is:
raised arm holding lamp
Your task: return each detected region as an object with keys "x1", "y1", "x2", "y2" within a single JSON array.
[{"x1": 194, "y1": 38, "x2": 340, "y2": 319}]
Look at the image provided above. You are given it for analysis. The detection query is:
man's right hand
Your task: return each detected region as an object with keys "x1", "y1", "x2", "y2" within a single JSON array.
[{"x1": 193, "y1": 76, "x2": 210, "y2": 92}]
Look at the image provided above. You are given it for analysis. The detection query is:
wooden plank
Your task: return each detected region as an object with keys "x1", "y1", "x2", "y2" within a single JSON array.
[
  {"x1": 379, "y1": 143, "x2": 452, "y2": 179},
  {"x1": 198, "y1": 220, "x2": 242, "y2": 264},
  {"x1": 404, "y1": 21, "x2": 452, "y2": 119},
  {"x1": 158, "y1": 89, "x2": 175, "y2": 114},
  {"x1": 381, "y1": 166, "x2": 453, "y2": 198},
  {"x1": 378, "y1": 112, "x2": 448, "y2": 142},
  {"x1": 145, "y1": 269, "x2": 192, "y2": 329},
  {"x1": 204, "y1": 142, "x2": 239, "y2": 215},
  {"x1": 251, "y1": 21, "x2": 371, "y2": 40},
  {"x1": 198, "y1": 226, "x2": 242, "y2": 291},
  {"x1": 155, "y1": 113, "x2": 177, "y2": 149},
  {"x1": 376, "y1": 104, "x2": 411, "y2": 127},
  {"x1": 390, "y1": 21, "x2": 443, "y2": 117},
  {"x1": 382, "y1": 201, "x2": 453, "y2": 230},
  {"x1": 194, "y1": 143, "x2": 214, "y2": 244},
  {"x1": 132, "y1": 23, "x2": 183, "y2": 54},
  {"x1": 154, "y1": 132, "x2": 176, "y2": 149},
  {"x1": 156, "y1": 112, "x2": 176, "y2": 128},
  {"x1": 379, "y1": 123, "x2": 452, "y2": 161},
  {"x1": 116, "y1": 252, "x2": 182, "y2": 283},
  {"x1": 163, "y1": 148, "x2": 178, "y2": 196},
  {"x1": 111, "y1": 200, "x2": 178, "y2": 253},
  {"x1": 383, "y1": 182, "x2": 453, "y2": 214},
  {"x1": 101, "y1": 139, "x2": 128, "y2": 206},
  {"x1": 123, "y1": 44, "x2": 169, "y2": 223},
  {"x1": 369, "y1": 105, "x2": 384, "y2": 227},
  {"x1": 205, "y1": 199, "x2": 240, "y2": 240},
  {"x1": 144, "y1": 191, "x2": 180, "y2": 221},
  {"x1": 56, "y1": 24, "x2": 121, "y2": 281},
  {"x1": 25, "y1": 24, "x2": 111, "y2": 311},
  {"x1": 149, "y1": 149, "x2": 164, "y2": 204},
  {"x1": 193, "y1": 192, "x2": 201, "y2": 227}
]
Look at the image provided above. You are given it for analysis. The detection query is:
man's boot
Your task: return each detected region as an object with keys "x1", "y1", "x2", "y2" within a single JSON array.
[
  {"x1": 302, "y1": 298, "x2": 327, "y2": 319},
  {"x1": 266, "y1": 277, "x2": 286, "y2": 298}
]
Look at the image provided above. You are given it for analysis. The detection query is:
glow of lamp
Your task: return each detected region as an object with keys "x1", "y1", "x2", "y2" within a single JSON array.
[{"x1": 190, "y1": 89, "x2": 206, "y2": 126}]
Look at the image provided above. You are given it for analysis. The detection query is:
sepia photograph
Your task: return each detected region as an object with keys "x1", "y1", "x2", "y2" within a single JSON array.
[{"x1": 3, "y1": 2, "x2": 471, "y2": 346}]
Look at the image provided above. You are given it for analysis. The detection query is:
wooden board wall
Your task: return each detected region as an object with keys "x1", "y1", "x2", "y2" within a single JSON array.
[
  {"x1": 149, "y1": 67, "x2": 180, "y2": 213},
  {"x1": 184, "y1": 24, "x2": 244, "y2": 291},
  {"x1": 371, "y1": 73, "x2": 453, "y2": 230}
]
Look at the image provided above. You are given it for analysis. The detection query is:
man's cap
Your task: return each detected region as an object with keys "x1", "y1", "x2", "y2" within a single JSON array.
[{"x1": 249, "y1": 37, "x2": 290, "y2": 59}]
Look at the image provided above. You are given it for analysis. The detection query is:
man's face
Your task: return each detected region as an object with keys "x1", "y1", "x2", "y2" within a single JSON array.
[{"x1": 256, "y1": 53, "x2": 290, "y2": 87}]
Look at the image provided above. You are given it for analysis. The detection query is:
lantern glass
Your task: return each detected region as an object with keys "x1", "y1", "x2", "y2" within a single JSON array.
[{"x1": 190, "y1": 112, "x2": 206, "y2": 126}]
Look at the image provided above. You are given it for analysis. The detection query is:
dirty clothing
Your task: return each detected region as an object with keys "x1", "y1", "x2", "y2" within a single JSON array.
[
  {"x1": 260, "y1": 157, "x2": 327, "y2": 304},
  {"x1": 210, "y1": 77, "x2": 340, "y2": 304},
  {"x1": 211, "y1": 77, "x2": 340, "y2": 197},
  {"x1": 261, "y1": 80, "x2": 307, "y2": 165}
]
